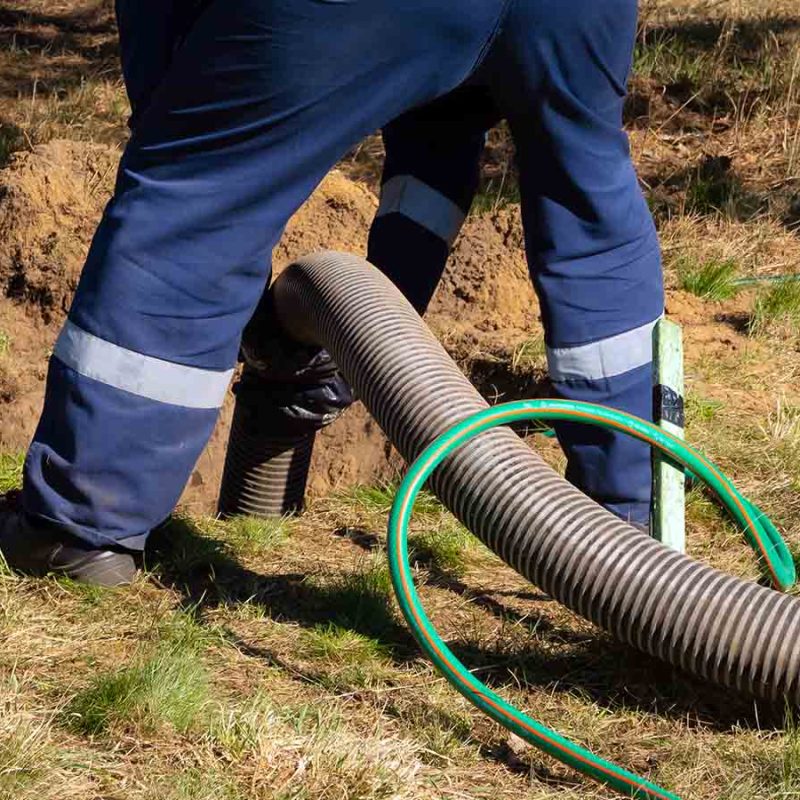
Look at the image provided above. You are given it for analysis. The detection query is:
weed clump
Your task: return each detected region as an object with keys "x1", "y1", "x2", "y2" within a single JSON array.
[
  {"x1": 510, "y1": 336, "x2": 547, "y2": 375},
  {"x1": 0, "y1": 452, "x2": 24, "y2": 494},
  {"x1": 301, "y1": 623, "x2": 393, "y2": 689},
  {"x1": 751, "y1": 282, "x2": 800, "y2": 338},
  {"x1": 219, "y1": 514, "x2": 293, "y2": 556},
  {"x1": 341, "y1": 483, "x2": 441, "y2": 516},
  {"x1": 409, "y1": 522, "x2": 476, "y2": 577},
  {"x1": 677, "y1": 256, "x2": 739, "y2": 301}
]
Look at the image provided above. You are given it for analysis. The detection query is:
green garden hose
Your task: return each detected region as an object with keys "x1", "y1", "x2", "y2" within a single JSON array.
[
  {"x1": 388, "y1": 398, "x2": 796, "y2": 800},
  {"x1": 733, "y1": 274, "x2": 800, "y2": 287}
]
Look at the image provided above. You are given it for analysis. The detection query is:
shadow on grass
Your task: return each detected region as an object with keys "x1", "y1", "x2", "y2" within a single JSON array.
[
  {"x1": 146, "y1": 517, "x2": 793, "y2": 734},
  {"x1": 450, "y1": 632, "x2": 790, "y2": 733},
  {"x1": 466, "y1": 355, "x2": 550, "y2": 407},
  {"x1": 641, "y1": 16, "x2": 800, "y2": 58},
  {"x1": 645, "y1": 154, "x2": 771, "y2": 223},
  {"x1": 632, "y1": 15, "x2": 800, "y2": 118},
  {"x1": 0, "y1": 119, "x2": 24, "y2": 168},
  {"x1": 422, "y1": 553, "x2": 792, "y2": 732},
  {"x1": 0, "y1": 4, "x2": 120, "y2": 98},
  {"x1": 146, "y1": 516, "x2": 414, "y2": 650}
]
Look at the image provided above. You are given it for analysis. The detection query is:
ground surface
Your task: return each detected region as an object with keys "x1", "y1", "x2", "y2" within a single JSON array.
[{"x1": 1, "y1": 0, "x2": 800, "y2": 798}]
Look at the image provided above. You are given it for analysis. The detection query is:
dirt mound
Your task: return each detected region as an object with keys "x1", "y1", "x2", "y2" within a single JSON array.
[
  {"x1": 0, "y1": 140, "x2": 119, "y2": 321},
  {"x1": 430, "y1": 209, "x2": 535, "y2": 351},
  {"x1": 0, "y1": 140, "x2": 541, "y2": 513}
]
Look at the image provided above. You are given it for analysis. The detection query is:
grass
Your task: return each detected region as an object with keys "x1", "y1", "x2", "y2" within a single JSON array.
[
  {"x1": 340, "y1": 483, "x2": 441, "y2": 517},
  {"x1": 633, "y1": 22, "x2": 800, "y2": 114},
  {"x1": 24, "y1": 79, "x2": 129, "y2": 146},
  {"x1": 62, "y1": 615, "x2": 212, "y2": 737},
  {"x1": 0, "y1": 689, "x2": 50, "y2": 797},
  {"x1": 634, "y1": 31, "x2": 708, "y2": 85},
  {"x1": 0, "y1": 453, "x2": 24, "y2": 495},
  {"x1": 157, "y1": 768, "x2": 241, "y2": 800},
  {"x1": 310, "y1": 559, "x2": 397, "y2": 640},
  {"x1": 408, "y1": 521, "x2": 477, "y2": 577},
  {"x1": 780, "y1": 717, "x2": 800, "y2": 790},
  {"x1": 148, "y1": 515, "x2": 231, "y2": 578},
  {"x1": 299, "y1": 624, "x2": 393, "y2": 690},
  {"x1": 206, "y1": 699, "x2": 425, "y2": 800},
  {"x1": 750, "y1": 281, "x2": 800, "y2": 338},
  {"x1": 686, "y1": 394, "x2": 724, "y2": 425},
  {"x1": 385, "y1": 693, "x2": 475, "y2": 766},
  {"x1": 684, "y1": 169, "x2": 751, "y2": 218},
  {"x1": 63, "y1": 650, "x2": 208, "y2": 736},
  {"x1": 9, "y1": 74, "x2": 129, "y2": 152},
  {"x1": 0, "y1": 125, "x2": 23, "y2": 170},
  {"x1": 218, "y1": 514, "x2": 294, "y2": 556},
  {"x1": 677, "y1": 255, "x2": 740, "y2": 300},
  {"x1": 332, "y1": 484, "x2": 487, "y2": 577},
  {"x1": 301, "y1": 623, "x2": 388, "y2": 663},
  {"x1": 510, "y1": 336, "x2": 547, "y2": 375},
  {"x1": 472, "y1": 179, "x2": 521, "y2": 214}
]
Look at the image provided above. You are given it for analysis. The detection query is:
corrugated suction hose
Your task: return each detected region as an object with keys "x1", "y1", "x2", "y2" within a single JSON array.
[
  {"x1": 271, "y1": 250, "x2": 800, "y2": 706},
  {"x1": 218, "y1": 367, "x2": 315, "y2": 518}
]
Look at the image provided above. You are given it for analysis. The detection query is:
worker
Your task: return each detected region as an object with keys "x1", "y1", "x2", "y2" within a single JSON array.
[{"x1": 0, "y1": 0, "x2": 663, "y2": 585}]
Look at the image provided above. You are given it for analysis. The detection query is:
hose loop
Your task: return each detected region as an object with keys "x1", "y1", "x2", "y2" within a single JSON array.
[{"x1": 388, "y1": 399, "x2": 795, "y2": 799}]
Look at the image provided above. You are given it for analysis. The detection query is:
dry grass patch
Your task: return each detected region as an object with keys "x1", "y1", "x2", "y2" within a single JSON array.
[{"x1": 661, "y1": 216, "x2": 800, "y2": 287}]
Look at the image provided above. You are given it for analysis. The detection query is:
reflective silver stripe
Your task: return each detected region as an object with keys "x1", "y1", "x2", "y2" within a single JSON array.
[
  {"x1": 54, "y1": 321, "x2": 233, "y2": 409},
  {"x1": 547, "y1": 319, "x2": 659, "y2": 382},
  {"x1": 376, "y1": 175, "x2": 466, "y2": 246}
]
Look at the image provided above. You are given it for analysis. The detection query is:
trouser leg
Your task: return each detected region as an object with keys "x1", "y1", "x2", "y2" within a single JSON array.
[
  {"x1": 22, "y1": 0, "x2": 506, "y2": 548},
  {"x1": 114, "y1": 0, "x2": 205, "y2": 127},
  {"x1": 491, "y1": 0, "x2": 664, "y2": 524},
  {"x1": 368, "y1": 87, "x2": 499, "y2": 313}
]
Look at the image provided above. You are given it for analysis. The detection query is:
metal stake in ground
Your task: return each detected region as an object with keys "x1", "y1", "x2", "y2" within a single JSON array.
[{"x1": 653, "y1": 319, "x2": 686, "y2": 553}]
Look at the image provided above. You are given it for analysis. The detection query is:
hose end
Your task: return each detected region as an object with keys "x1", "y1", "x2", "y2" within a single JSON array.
[{"x1": 218, "y1": 388, "x2": 316, "y2": 519}]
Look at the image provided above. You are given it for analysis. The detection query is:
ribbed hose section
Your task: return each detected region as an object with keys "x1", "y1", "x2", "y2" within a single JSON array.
[
  {"x1": 272, "y1": 251, "x2": 800, "y2": 704},
  {"x1": 218, "y1": 391, "x2": 315, "y2": 518}
]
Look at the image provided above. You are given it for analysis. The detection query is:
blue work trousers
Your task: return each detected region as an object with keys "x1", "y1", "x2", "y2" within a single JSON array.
[{"x1": 22, "y1": 0, "x2": 663, "y2": 547}]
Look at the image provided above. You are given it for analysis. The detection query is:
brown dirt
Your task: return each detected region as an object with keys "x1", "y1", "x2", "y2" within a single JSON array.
[
  {"x1": 0, "y1": 140, "x2": 117, "y2": 319},
  {"x1": 0, "y1": 140, "x2": 540, "y2": 513}
]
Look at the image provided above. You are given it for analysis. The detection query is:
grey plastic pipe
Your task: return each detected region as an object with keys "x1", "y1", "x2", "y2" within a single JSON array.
[{"x1": 269, "y1": 250, "x2": 800, "y2": 704}]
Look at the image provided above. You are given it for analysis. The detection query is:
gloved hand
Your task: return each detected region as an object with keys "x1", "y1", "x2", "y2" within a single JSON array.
[{"x1": 237, "y1": 289, "x2": 354, "y2": 434}]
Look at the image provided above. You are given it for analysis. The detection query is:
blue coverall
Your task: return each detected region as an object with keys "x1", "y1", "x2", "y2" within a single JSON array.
[{"x1": 22, "y1": 0, "x2": 664, "y2": 549}]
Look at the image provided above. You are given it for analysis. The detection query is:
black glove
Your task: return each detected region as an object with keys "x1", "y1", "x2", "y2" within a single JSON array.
[{"x1": 237, "y1": 289, "x2": 354, "y2": 435}]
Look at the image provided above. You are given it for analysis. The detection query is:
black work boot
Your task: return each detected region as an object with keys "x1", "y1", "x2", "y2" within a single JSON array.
[{"x1": 0, "y1": 512, "x2": 137, "y2": 587}]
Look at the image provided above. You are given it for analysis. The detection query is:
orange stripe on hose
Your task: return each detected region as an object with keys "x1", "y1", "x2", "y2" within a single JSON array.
[
  {"x1": 393, "y1": 401, "x2": 781, "y2": 798},
  {"x1": 393, "y1": 406, "x2": 687, "y2": 798}
]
